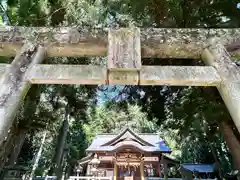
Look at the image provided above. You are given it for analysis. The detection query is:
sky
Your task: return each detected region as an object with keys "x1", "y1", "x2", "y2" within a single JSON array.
[{"x1": 96, "y1": 85, "x2": 124, "y2": 105}]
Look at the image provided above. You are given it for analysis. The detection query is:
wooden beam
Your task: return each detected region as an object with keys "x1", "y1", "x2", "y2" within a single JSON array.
[
  {"x1": 0, "y1": 27, "x2": 240, "y2": 58},
  {"x1": 27, "y1": 64, "x2": 107, "y2": 85},
  {"x1": 140, "y1": 66, "x2": 221, "y2": 86},
  {"x1": 202, "y1": 44, "x2": 240, "y2": 133},
  {"x1": 0, "y1": 44, "x2": 45, "y2": 146}
]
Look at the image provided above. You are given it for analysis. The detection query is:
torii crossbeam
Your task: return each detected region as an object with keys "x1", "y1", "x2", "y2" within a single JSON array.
[{"x1": 0, "y1": 26, "x2": 240, "y2": 146}]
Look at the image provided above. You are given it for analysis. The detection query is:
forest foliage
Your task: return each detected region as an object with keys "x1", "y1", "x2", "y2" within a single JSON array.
[{"x1": 0, "y1": 0, "x2": 240, "y2": 178}]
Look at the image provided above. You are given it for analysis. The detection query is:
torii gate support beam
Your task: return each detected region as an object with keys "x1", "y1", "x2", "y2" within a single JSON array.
[
  {"x1": 202, "y1": 43, "x2": 240, "y2": 132},
  {"x1": 0, "y1": 44, "x2": 45, "y2": 145}
]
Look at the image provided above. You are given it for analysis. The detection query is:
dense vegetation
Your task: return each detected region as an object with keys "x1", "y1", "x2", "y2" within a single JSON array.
[{"x1": 0, "y1": 0, "x2": 240, "y2": 179}]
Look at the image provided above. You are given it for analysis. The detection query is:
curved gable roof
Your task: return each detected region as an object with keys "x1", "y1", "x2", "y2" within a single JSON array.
[
  {"x1": 101, "y1": 128, "x2": 154, "y2": 147},
  {"x1": 86, "y1": 128, "x2": 172, "y2": 153}
]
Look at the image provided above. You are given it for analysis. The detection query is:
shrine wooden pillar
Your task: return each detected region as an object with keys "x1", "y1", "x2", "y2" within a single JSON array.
[
  {"x1": 86, "y1": 164, "x2": 91, "y2": 175},
  {"x1": 161, "y1": 155, "x2": 168, "y2": 179},
  {"x1": 140, "y1": 161, "x2": 144, "y2": 180},
  {"x1": 155, "y1": 162, "x2": 161, "y2": 177},
  {"x1": 114, "y1": 160, "x2": 117, "y2": 180},
  {"x1": 163, "y1": 162, "x2": 168, "y2": 179}
]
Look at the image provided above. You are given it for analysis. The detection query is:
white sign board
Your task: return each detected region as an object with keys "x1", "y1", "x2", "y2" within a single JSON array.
[
  {"x1": 99, "y1": 156, "x2": 114, "y2": 161},
  {"x1": 143, "y1": 157, "x2": 159, "y2": 162}
]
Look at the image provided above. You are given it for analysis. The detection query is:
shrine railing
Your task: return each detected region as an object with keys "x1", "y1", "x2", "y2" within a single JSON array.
[
  {"x1": 68, "y1": 176, "x2": 113, "y2": 180},
  {"x1": 148, "y1": 178, "x2": 216, "y2": 180},
  {"x1": 66, "y1": 176, "x2": 217, "y2": 180}
]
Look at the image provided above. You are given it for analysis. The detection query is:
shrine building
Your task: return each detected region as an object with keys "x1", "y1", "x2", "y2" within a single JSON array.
[{"x1": 77, "y1": 128, "x2": 176, "y2": 180}]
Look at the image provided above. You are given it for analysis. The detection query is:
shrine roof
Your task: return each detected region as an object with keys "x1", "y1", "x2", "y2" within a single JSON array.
[
  {"x1": 181, "y1": 164, "x2": 216, "y2": 173},
  {"x1": 86, "y1": 128, "x2": 171, "y2": 153},
  {"x1": 78, "y1": 153, "x2": 94, "y2": 165}
]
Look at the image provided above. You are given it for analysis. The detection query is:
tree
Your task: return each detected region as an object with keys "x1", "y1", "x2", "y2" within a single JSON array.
[
  {"x1": 165, "y1": 87, "x2": 239, "y2": 174},
  {"x1": 29, "y1": 131, "x2": 47, "y2": 180},
  {"x1": 83, "y1": 101, "x2": 159, "y2": 143}
]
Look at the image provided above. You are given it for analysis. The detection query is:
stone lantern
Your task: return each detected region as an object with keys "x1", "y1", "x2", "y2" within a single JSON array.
[
  {"x1": 75, "y1": 164, "x2": 83, "y2": 177},
  {"x1": 90, "y1": 154, "x2": 100, "y2": 176}
]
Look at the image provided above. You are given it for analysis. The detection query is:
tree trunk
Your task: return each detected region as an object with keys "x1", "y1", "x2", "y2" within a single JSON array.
[
  {"x1": 49, "y1": 106, "x2": 69, "y2": 178},
  {"x1": 0, "y1": 128, "x2": 27, "y2": 179},
  {"x1": 64, "y1": 165, "x2": 72, "y2": 180},
  {"x1": 0, "y1": 122, "x2": 19, "y2": 170},
  {"x1": 0, "y1": 134, "x2": 14, "y2": 169},
  {"x1": 58, "y1": 146, "x2": 68, "y2": 180},
  {"x1": 148, "y1": 0, "x2": 168, "y2": 27},
  {"x1": 208, "y1": 142, "x2": 223, "y2": 178},
  {"x1": 8, "y1": 129, "x2": 27, "y2": 165},
  {"x1": 0, "y1": 133, "x2": 15, "y2": 179},
  {"x1": 29, "y1": 131, "x2": 47, "y2": 180},
  {"x1": 219, "y1": 120, "x2": 240, "y2": 169}
]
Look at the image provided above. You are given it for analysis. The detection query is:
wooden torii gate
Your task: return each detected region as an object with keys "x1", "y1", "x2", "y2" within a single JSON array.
[{"x1": 0, "y1": 26, "x2": 240, "y2": 147}]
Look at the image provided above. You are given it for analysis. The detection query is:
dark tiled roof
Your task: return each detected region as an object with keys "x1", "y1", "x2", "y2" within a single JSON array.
[
  {"x1": 181, "y1": 164, "x2": 216, "y2": 173},
  {"x1": 101, "y1": 128, "x2": 154, "y2": 146},
  {"x1": 86, "y1": 128, "x2": 171, "y2": 153}
]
